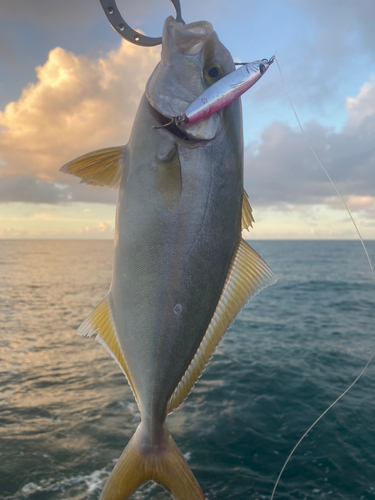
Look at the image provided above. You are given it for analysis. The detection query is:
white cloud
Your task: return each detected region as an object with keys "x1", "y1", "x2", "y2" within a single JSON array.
[
  {"x1": 245, "y1": 78, "x2": 375, "y2": 212},
  {"x1": 0, "y1": 176, "x2": 117, "y2": 205},
  {"x1": 1, "y1": 28, "x2": 375, "y2": 226},
  {"x1": 346, "y1": 77, "x2": 375, "y2": 129},
  {"x1": 0, "y1": 41, "x2": 160, "y2": 183}
]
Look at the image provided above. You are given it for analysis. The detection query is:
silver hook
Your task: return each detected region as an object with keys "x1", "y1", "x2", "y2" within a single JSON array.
[{"x1": 99, "y1": 0, "x2": 185, "y2": 47}]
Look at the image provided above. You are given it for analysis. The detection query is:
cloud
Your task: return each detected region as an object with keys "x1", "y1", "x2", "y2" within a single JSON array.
[
  {"x1": 290, "y1": 0, "x2": 375, "y2": 54},
  {"x1": 0, "y1": 0, "x2": 104, "y2": 26},
  {"x1": 0, "y1": 0, "x2": 181, "y2": 27},
  {"x1": 0, "y1": 221, "x2": 115, "y2": 240},
  {"x1": 0, "y1": 176, "x2": 68, "y2": 204},
  {"x1": 346, "y1": 77, "x2": 375, "y2": 129},
  {"x1": 0, "y1": 176, "x2": 117, "y2": 204},
  {"x1": 0, "y1": 41, "x2": 159, "y2": 177},
  {"x1": 0, "y1": 39, "x2": 159, "y2": 201},
  {"x1": 39, "y1": 221, "x2": 114, "y2": 239},
  {"x1": 249, "y1": 1, "x2": 375, "y2": 111},
  {"x1": 245, "y1": 78, "x2": 375, "y2": 209},
  {"x1": 1, "y1": 22, "x2": 375, "y2": 214},
  {"x1": 0, "y1": 227, "x2": 28, "y2": 238}
]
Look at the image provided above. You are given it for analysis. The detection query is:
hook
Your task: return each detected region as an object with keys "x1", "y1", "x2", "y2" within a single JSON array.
[
  {"x1": 170, "y1": 0, "x2": 185, "y2": 24},
  {"x1": 99, "y1": 0, "x2": 185, "y2": 47}
]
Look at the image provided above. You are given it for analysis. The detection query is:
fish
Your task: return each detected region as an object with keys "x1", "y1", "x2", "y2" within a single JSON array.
[{"x1": 60, "y1": 15, "x2": 276, "y2": 500}]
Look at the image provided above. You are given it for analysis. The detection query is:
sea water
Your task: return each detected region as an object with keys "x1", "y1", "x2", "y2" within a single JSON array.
[{"x1": 0, "y1": 239, "x2": 374, "y2": 500}]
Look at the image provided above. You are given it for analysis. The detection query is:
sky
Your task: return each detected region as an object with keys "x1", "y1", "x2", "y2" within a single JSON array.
[{"x1": 0, "y1": 0, "x2": 374, "y2": 239}]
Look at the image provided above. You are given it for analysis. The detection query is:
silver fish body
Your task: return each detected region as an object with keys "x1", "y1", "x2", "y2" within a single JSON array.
[
  {"x1": 61, "y1": 15, "x2": 275, "y2": 500},
  {"x1": 112, "y1": 91, "x2": 242, "y2": 436}
]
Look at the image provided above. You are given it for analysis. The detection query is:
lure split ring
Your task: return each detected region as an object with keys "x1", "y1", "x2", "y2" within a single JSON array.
[{"x1": 99, "y1": 0, "x2": 185, "y2": 47}]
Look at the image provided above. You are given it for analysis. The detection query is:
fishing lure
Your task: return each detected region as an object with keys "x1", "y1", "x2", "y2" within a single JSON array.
[{"x1": 157, "y1": 56, "x2": 275, "y2": 128}]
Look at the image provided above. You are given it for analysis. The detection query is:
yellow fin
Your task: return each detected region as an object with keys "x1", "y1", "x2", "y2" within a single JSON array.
[
  {"x1": 100, "y1": 424, "x2": 204, "y2": 500},
  {"x1": 60, "y1": 146, "x2": 126, "y2": 188},
  {"x1": 77, "y1": 294, "x2": 139, "y2": 404},
  {"x1": 241, "y1": 190, "x2": 255, "y2": 231},
  {"x1": 167, "y1": 238, "x2": 276, "y2": 414}
]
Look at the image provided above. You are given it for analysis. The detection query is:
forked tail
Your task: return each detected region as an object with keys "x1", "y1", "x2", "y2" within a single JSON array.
[{"x1": 100, "y1": 423, "x2": 205, "y2": 500}]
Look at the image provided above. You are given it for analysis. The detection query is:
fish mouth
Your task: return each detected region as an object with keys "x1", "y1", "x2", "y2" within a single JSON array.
[
  {"x1": 149, "y1": 100, "x2": 221, "y2": 143},
  {"x1": 145, "y1": 16, "x2": 225, "y2": 142},
  {"x1": 150, "y1": 105, "x2": 191, "y2": 141},
  {"x1": 150, "y1": 106, "x2": 221, "y2": 144},
  {"x1": 149, "y1": 101, "x2": 218, "y2": 144},
  {"x1": 153, "y1": 109, "x2": 220, "y2": 143},
  {"x1": 150, "y1": 105, "x2": 193, "y2": 142},
  {"x1": 167, "y1": 19, "x2": 214, "y2": 56}
]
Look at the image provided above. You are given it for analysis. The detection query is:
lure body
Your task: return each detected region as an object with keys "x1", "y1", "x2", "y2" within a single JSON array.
[{"x1": 179, "y1": 59, "x2": 273, "y2": 124}]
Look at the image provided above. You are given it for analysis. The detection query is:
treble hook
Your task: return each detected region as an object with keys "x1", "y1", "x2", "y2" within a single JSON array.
[{"x1": 99, "y1": 0, "x2": 185, "y2": 47}]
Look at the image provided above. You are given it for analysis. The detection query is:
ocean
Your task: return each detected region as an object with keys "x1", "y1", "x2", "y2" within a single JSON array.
[{"x1": 0, "y1": 239, "x2": 374, "y2": 500}]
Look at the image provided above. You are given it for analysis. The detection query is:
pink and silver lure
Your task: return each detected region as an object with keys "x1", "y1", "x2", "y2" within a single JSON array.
[{"x1": 175, "y1": 56, "x2": 275, "y2": 125}]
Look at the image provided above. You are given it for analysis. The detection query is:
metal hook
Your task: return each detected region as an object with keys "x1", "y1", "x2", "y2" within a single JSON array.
[{"x1": 99, "y1": 0, "x2": 185, "y2": 47}]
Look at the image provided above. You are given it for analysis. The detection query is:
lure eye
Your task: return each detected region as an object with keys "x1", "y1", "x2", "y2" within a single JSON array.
[{"x1": 204, "y1": 63, "x2": 224, "y2": 85}]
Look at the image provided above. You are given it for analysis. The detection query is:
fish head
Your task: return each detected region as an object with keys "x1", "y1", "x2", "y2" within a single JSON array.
[{"x1": 146, "y1": 16, "x2": 236, "y2": 141}]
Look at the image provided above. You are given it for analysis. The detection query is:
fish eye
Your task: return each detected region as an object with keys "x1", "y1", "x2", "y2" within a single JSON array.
[
  {"x1": 204, "y1": 63, "x2": 224, "y2": 85},
  {"x1": 208, "y1": 67, "x2": 219, "y2": 78}
]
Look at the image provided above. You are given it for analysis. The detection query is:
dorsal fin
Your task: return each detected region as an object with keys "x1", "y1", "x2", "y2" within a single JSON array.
[
  {"x1": 60, "y1": 146, "x2": 127, "y2": 188},
  {"x1": 77, "y1": 294, "x2": 139, "y2": 406},
  {"x1": 241, "y1": 190, "x2": 255, "y2": 230},
  {"x1": 167, "y1": 239, "x2": 276, "y2": 414}
]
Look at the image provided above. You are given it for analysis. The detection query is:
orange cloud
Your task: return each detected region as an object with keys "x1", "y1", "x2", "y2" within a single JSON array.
[
  {"x1": 326, "y1": 195, "x2": 375, "y2": 211},
  {"x1": 36, "y1": 221, "x2": 115, "y2": 239},
  {"x1": 0, "y1": 227, "x2": 28, "y2": 238},
  {"x1": 0, "y1": 41, "x2": 160, "y2": 181}
]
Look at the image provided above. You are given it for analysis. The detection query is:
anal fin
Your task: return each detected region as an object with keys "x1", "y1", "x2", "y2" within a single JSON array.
[
  {"x1": 167, "y1": 239, "x2": 277, "y2": 414},
  {"x1": 78, "y1": 294, "x2": 139, "y2": 404}
]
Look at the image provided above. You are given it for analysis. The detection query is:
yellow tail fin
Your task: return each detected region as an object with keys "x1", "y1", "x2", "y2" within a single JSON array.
[{"x1": 101, "y1": 424, "x2": 204, "y2": 500}]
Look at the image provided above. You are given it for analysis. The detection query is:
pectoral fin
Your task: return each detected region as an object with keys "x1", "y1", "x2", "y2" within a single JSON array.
[
  {"x1": 167, "y1": 238, "x2": 276, "y2": 414},
  {"x1": 60, "y1": 146, "x2": 127, "y2": 188},
  {"x1": 77, "y1": 294, "x2": 139, "y2": 405},
  {"x1": 241, "y1": 190, "x2": 255, "y2": 230}
]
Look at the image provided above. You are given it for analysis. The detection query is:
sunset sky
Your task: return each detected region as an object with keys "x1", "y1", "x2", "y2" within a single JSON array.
[{"x1": 0, "y1": 0, "x2": 374, "y2": 239}]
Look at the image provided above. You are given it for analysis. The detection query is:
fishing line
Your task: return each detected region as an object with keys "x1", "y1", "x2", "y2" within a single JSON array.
[{"x1": 270, "y1": 57, "x2": 375, "y2": 500}]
